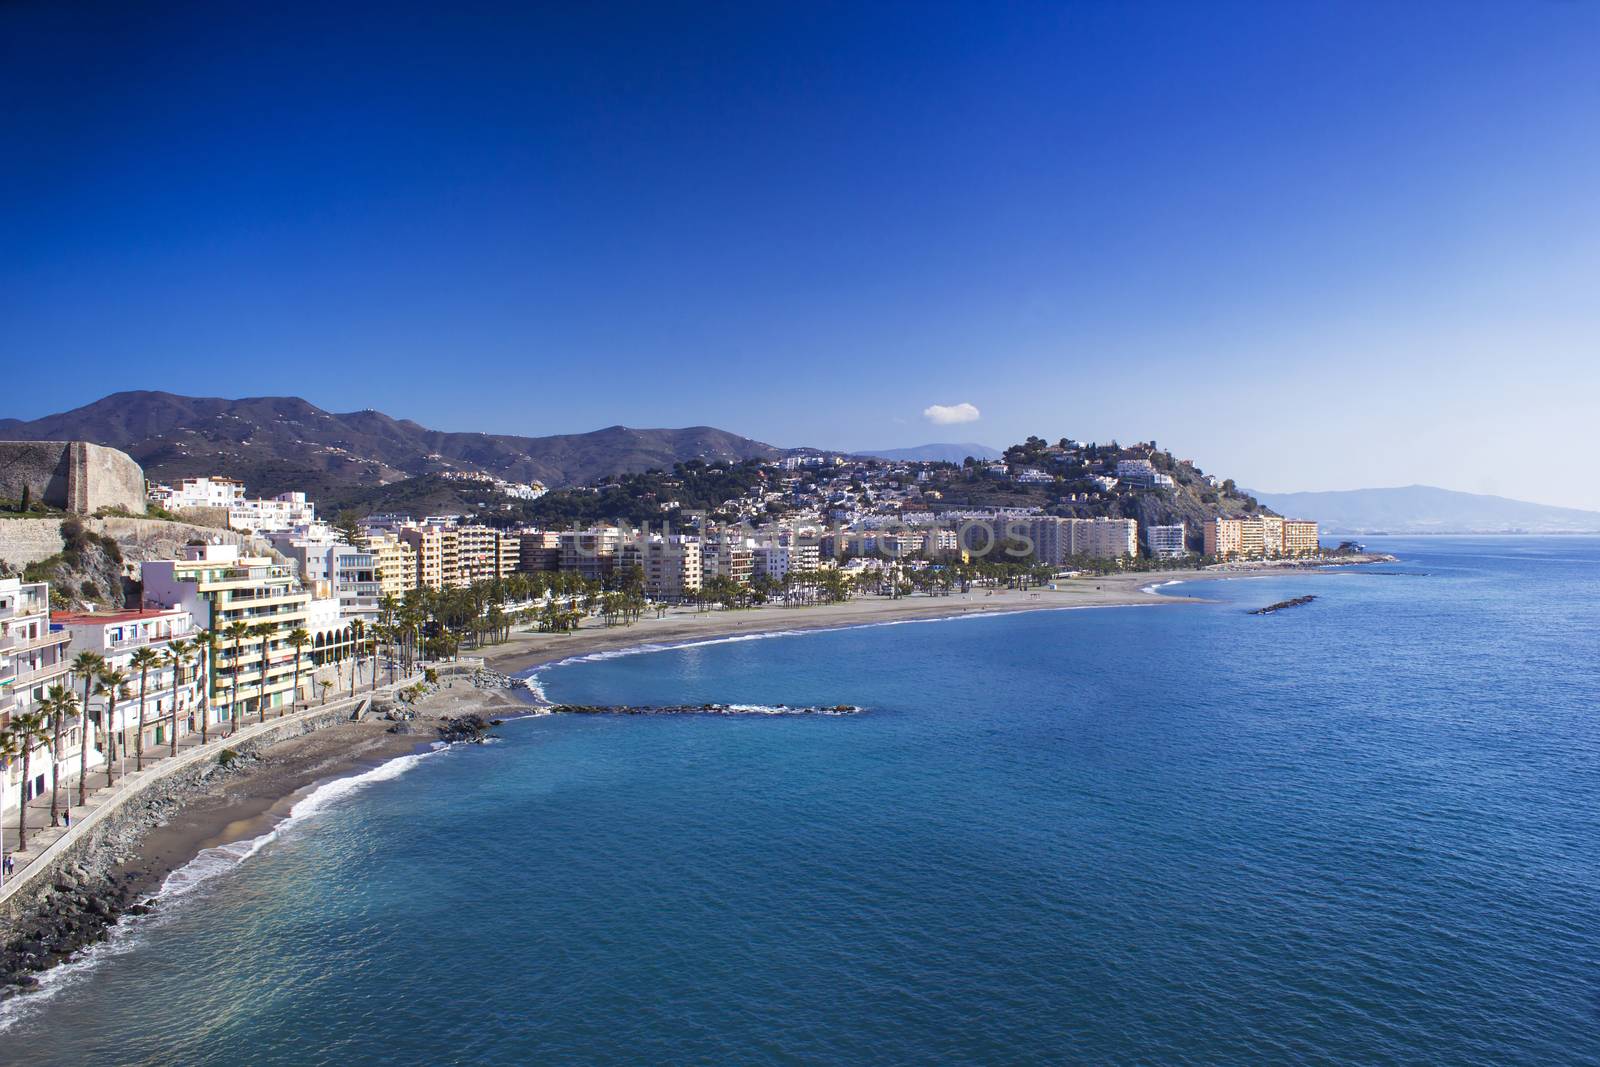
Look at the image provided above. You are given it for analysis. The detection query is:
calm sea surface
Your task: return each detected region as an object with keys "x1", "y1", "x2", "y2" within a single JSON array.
[{"x1": 4, "y1": 537, "x2": 1598, "y2": 1065}]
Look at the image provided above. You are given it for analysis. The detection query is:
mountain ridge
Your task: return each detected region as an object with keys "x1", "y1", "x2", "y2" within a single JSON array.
[
  {"x1": 0, "y1": 391, "x2": 787, "y2": 496},
  {"x1": 1249, "y1": 484, "x2": 1600, "y2": 534},
  {"x1": 854, "y1": 442, "x2": 1002, "y2": 463}
]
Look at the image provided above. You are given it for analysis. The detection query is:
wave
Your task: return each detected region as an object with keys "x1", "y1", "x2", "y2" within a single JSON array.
[
  {"x1": 0, "y1": 742, "x2": 452, "y2": 1031},
  {"x1": 163, "y1": 742, "x2": 449, "y2": 899}
]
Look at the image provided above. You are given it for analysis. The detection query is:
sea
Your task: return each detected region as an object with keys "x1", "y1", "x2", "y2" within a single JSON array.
[{"x1": 2, "y1": 536, "x2": 1597, "y2": 1065}]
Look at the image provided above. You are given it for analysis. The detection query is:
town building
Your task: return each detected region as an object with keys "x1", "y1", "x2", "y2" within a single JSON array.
[
  {"x1": 1204, "y1": 516, "x2": 1320, "y2": 560},
  {"x1": 621, "y1": 537, "x2": 704, "y2": 601},
  {"x1": 54, "y1": 606, "x2": 205, "y2": 756},
  {"x1": 142, "y1": 544, "x2": 315, "y2": 720},
  {"x1": 517, "y1": 530, "x2": 561, "y2": 573},
  {"x1": 0, "y1": 577, "x2": 75, "y2": 810},
  {"x1": 1146, "y1": 523, "x2": 1188, "y2": 559}
]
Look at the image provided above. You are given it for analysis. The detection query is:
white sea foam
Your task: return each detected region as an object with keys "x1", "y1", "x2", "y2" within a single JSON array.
[
  {"x1": 0, "y1": 742, "x2": 451, "y2": 1030},
  {"x1": 163, "y1": 742, "x2": 448, "y2": 899}
]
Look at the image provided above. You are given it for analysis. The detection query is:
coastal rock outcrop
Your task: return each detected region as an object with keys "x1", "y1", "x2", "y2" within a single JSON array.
[{"x1": 548, "y1": 703, "x2": 861, "y2": 716}]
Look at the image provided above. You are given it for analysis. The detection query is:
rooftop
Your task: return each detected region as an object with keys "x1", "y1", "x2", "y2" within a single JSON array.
[{"x1": 53, "y1": 607, "x2": 186, "y2": 625}]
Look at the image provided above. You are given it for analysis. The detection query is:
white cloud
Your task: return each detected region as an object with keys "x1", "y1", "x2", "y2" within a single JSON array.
[{"x1": 923, "y1": 402, "x2": 981, "y2": 425}]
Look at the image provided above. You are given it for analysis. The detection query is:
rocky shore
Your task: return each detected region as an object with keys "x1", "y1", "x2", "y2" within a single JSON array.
[
  {"x1": 0, "y1": 676, "x2": 532, "y2": 1000},
  {"x1": 549, "y1": 703, "x2": 861, "y2": 716}
]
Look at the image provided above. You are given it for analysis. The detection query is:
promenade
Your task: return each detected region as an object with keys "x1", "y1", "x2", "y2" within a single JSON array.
[{"x1": 0, "y1": 662, "x2": 423, "y2": 908}]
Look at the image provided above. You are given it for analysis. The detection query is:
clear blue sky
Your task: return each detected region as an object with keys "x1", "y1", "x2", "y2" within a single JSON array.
[{"x1": 4, "y1": 2, "x2": 1598, "y2": 508}]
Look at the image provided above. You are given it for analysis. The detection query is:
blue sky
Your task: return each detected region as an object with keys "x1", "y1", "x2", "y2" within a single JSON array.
[{"x1": 4, "y1": 2, "x2": 1598, "y2": 508}]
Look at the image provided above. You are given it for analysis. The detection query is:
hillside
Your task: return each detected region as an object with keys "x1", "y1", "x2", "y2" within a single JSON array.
[
  {"x1": 1249, "y1": 485, "x2": 1600, "y2": 535},
  {"x1": 856, "y1": 443, "x2": 1002, "y2": 463},
  {"x1": 0, "y1": 392, "x2": 786, "y2": 494}
]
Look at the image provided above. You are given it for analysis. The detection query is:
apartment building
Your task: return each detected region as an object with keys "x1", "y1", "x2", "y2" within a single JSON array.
[
  {"x1": 55, "y1": 606, "x2": 204, "y2": 754},
  {"x1": 1023, "y1": 517, "x2": 1140, "y2": 563},
  {"x1": 142, "y1": 544, "x2": 314, "y2": 720},
  {"x1": 752, "y1": 541, "x2": 821, "y2": 580},
  {"x1": 1282, "y1": 519, "x2": 1320, "y2": 558},
  {"x1": 559, "y1": 527, "x2": 622, "y2": 580},
  {"x1": 0, "y1": 577, "x2": 75, "y2": 810},
  {"x1": 1204, "y1": 516, "x2": 1320, "y2": 560},
  {"x1": 1146, "y1": 523, "x2": 1188, "y2": 559},
  {"x1": 364, "y1": 532, "x2": 418, "y2": 599},
  {"x1": 621, "y1": 537, "x2": 704, "y2": 602},
  {"x1": 701, "y1": 536, "x2": 754, "y2": 585},
  {"x1": 400, "y1": 526, "x2": 446, "y2": 590},
  {"x1": 517, "y1": 530, "x2": 561, "y2": 573}
]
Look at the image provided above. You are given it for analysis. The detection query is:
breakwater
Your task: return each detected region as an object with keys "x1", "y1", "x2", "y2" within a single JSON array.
[{"x1": 549, "y1": 702, "x2": 861, "y2": 716}]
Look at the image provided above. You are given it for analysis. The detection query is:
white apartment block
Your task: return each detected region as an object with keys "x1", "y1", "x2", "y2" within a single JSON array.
[{"x1": 1146, "y1": 523, "x2": 1188, "y2": 559}]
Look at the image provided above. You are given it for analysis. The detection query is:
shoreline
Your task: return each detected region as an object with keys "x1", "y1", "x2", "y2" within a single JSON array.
[{"x1": 2, "y1": 556, "x2": 1390, "y2": 1002}]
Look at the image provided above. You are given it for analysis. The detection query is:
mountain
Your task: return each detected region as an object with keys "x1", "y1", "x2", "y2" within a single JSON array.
[
  {"x1": 856, "y1": 442, "x2": 1002, "y2": 463},
  {"x1": 1249, "y1": 485, "x2": 1600, "y2": 535},
  {"x1": 0, "y1": 392, "x2": 786, "y2": 496}
]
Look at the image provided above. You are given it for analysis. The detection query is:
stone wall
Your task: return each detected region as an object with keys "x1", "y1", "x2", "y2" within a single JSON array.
[
  {"x1": 0, "y1": 441, "x2": 146, "y2": 515},
  {"x1": 0, "y1": 516, "x2": 269, "y2": 571}
]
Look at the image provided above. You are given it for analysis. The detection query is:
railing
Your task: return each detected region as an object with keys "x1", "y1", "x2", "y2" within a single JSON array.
[{"x1": 0, "y1": 667, "x2": 428, "y2": 908}]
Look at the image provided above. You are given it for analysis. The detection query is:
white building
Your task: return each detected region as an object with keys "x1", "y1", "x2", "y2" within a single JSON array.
[
  {"x1": 54, "y1": 606, "x2": 206, "y2": 760},
  {"x1": 1, "y1": 577, "x2": 74, "y2": 814},
  {"x1": 1146, "y1": 523, "x2": 1188, "y2": 559}
]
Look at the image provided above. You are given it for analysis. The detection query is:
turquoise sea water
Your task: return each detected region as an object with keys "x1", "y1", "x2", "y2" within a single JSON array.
[{"x1": 3, "y1": 537, "x2": 1598, "y2": 1064}]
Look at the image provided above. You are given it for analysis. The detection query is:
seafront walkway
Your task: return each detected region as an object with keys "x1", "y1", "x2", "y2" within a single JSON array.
[{"x1": 0, "y1": 665, "x2": 429, "y2": 908}]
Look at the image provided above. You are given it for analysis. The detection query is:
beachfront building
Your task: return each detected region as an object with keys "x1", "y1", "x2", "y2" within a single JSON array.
[
  {"x1": 517, "y1": 530, "x2": 561, "y2": 573},
  {"x1": 142, "y1": 544, "x2": 315, "y2": 721},
  {"x1": 0, "y1": 577, "x2": 74, "y2": 812},
  {"x1": 54, "y1": 606, "x2": 205, "y2": 758},
  {"x1": 1023, "y1": 517, "x2": 1140, "y2": 563},
  {"x1": 363, "y1": 532, "x2": 418, "y2": 599},
  {"x1": 1204, "y1": 516, "x2": 1320, "y2": 560},
  {"x1": 752, "y1": 541, "x2": 821, "y2": 580},
  {"x1": 559, "y1": 527, "x2": 622, "y2": 580},
  {"x1": 701, "y1": 536, "x2": 755, "y2": 585},
  {"x1": 620, "y1": 536, "x2": 704, "y2": 602},
  {"x1": 1282, "y1": 520, "x2": 1320, "y2": 557},
  {"x1": 1146, "y1": 523, "x2": 1188, "y2": 559}
]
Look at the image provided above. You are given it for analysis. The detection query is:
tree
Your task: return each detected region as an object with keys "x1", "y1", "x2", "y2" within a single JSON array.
[
  {"x1": 43, "y1": 685, "x2": 77, "y2": 826},
  {"x1": 349, "y1": 620, "x2": 366, "y2": 697},
  {"x1": 320, "y1": 679, "x2": 333, "y2": 705},
  {"x1": 287, "y1": 627, "x2": 310, "y2": 709},
  {"x1": 94, "y1": 667, "x2": 130, "y2": 787},
  {"x1": 19, "y1": 484, "x2": 30, "y2": 513},
  {"x1": 252, "y1": 623, "x2": 275, "y2": 722},
  {"x1": 165, "y1": 638, "x2": 194, "y2": 755},
  {"x1": 193, "y1": 627, "x2": 218, "y2": 744},
  {"x1": 129, "y1": 646, "x2": 162, "y2": 772},
  {"x1": 0, "y1": 724, "x2": 19, "y2": 880},
  {"x1": 224, "y1": 620, "x2": 251, "y2": 735},
  {"x1": 8, "y1": 711, "x2": 50, "y2": 852},
  {"x1": 70, "y1": 651, "x2": 105, "y2": 806}
]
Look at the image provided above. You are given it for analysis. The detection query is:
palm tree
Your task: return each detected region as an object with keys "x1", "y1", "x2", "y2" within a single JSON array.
[
  {"x1": 0, "y1": 725, "x2": 20, "y2": 881},
  {"x1": 320, "y1": 679, "x2": 333, "y2": 706},
  {"x1": 224, "y1": 620, "x2": 251, "y2": 735},
  {"x1": 165, "y1": 638, "x2": 194, "y2": 755},
  {"x1": 128, "y1": 646, "x2": 162, "y2": 772},
  {"x1": 252, "y1": 623, "x2": 275, "y2": 721},
  {"x1": 287, "y1": 627, "x2": 310, "y2": 710},
  {"x1": 94, "y1": 667, "x2": 130, "y2": 787},
  {"x1": 70, "y1": 651, "x2": 105, "y2": 806},
  {"x1": 348, "y1": 620, "x2": 366, "y2": 698},
  {"x1": 9, "y1": 711, "x2": 50, "y2": 852},
  {"x1": 197, "y1": 627, "x2": 219, "y2": 743},
  {"x1": 43, "y1": 685, "x2": 77, "y2": 826}
]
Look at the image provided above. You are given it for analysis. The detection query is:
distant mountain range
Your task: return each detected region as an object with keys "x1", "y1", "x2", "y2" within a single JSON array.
[
  {"x1": 0, "y1": 392, "x2": 785, "y2": 497},
  {"x1": 855, "y1": 443, "x2": 1002, "y2": 463},
  {"x1": 1249, "y1": 485, "x2": 1600, "y2": 535}
]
